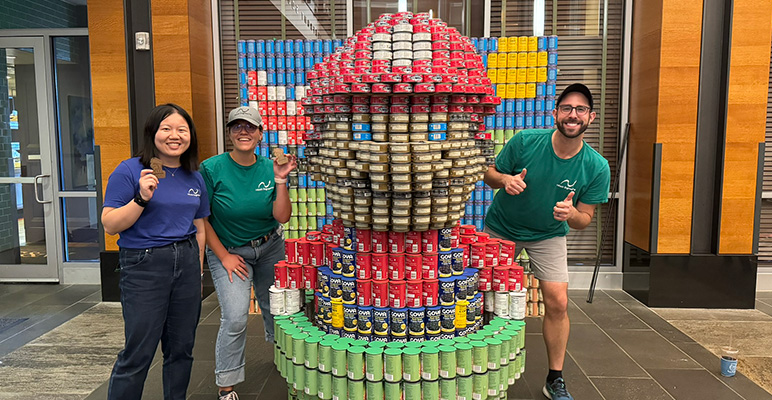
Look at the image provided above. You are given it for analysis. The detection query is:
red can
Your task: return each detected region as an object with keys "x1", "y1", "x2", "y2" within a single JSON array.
[
  {"x1": 405, "y1": 231, "x2": 422, "y2": 253},
  {"x1": 485, "y1": 241, "x2": 500, "y2": 267},
  {"x1": 372, "y1": 231, "x2": 389, "y2": 253},
  {"x1": 288, "y1": 264, "x2": 303, "y2": 290},
  {"x1": 310, "y1": 241, "x2": 325, "y2": 266},
  {"x1": 500, "y1": 240, "x2": 516, "y2": 266},
  {"x1": 460, "y1": 225, "x2": 476, "y2": 236},
  {"x1": 356, "y1": 229, "x2": 372, "y2": 252},
  {"x1": 405, "y1": 254, "x2": 423, "y2": 280},
  {"x1": 422, "y1": 252, "x2": 439, "y2": 279},
  {"x1": 326, "y1": 243, "x2": 337, "y2": 269},
  {"x1": 303, "y1": 265, "x2": 317, "y2": 290},
  {"x1": 493, "y1": 266, "x2": 509, "y2": 292},
  {"x1": 297, "y1": 239, "x2": 311, "y2": 265},
  {"x1": 274, "y1": 262, "x2": 288, "y2": 289},
  {"x1": 372, "y1": 280, "x2": 390, "y2": 308},
  {"x1": 356, "y1": 253, "x2": 372, "y2": 279},
  {"x1": 389, "y1": 231, "x2": 406, "y2": 253},
  {"x1": 478, "y1": 267, "x2": 493, "y2": 292},
  {"x1": 371, "y1": 253, "x2": 389, "y2": 280},
  {"x1": 460, "y1": 234, "x2": 476, "y2": 245},
  {"x1": 470, "y1": 242, "x2": 486, "y2": 269},
  {"x1": 406, "y1": 280, "x2": 423, "y2": 308},
  {"x1": 357, "y1": 279, "x2": 373, "y2": 306},
  {"x1": 285, "y1": 238, "x2": 299, "y2": 263},
  {"x1": 389, "y1": 253, "x2": 406, "y2": 280},
  {"x1": 451, "y1": 224, "x2": 461, "y2": 248},
  {"x1": 423, "y1": 279, "x2": 439, "y2": 307},
  {"x1": 422, "y1": 230, "x2": 439, "y2": 252},
  {"x1": 508, "y1": 265, "x2": 524, "y2": 292},
  {"x1": 475, "y1": 232, "x2": 490, "y2": 243},
  {"x1": 389, "y1": 281, "x2": 407, "y2": 308}
]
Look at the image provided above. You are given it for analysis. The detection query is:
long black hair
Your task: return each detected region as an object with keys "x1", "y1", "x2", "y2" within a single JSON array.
[{"x1": 137, "y1": 103, "x2": 199, "y2": 171}]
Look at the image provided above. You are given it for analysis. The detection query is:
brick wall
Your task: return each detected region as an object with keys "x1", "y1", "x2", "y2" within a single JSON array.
[{"x1": 0, "y1": 0, "x2": 87, "y2": 29}]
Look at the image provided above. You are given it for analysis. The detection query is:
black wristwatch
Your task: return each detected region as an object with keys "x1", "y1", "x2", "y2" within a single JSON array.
[{"x1": 134, "y1": 193, "x2": 150, "y2": 207}]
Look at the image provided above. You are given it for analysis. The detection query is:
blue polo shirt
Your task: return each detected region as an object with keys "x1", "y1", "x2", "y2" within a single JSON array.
[{"x1": 103, "y1": 157, "x2": 210, "y2": 249}]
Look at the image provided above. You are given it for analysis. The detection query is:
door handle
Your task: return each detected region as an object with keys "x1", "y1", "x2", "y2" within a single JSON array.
[{"x1": 34, "y1": 174, "x2": 51, "y2": 204}]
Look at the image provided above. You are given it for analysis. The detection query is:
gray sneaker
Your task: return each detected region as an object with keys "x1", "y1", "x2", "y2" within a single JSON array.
[{"x1": 543, "y1": 377, "x2": 574, "y2": 400}]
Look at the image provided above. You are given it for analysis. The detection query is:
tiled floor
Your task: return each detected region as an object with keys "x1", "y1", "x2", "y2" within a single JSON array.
[{"x1": 1, "y1": 285, "x2": 771, "y2": 399}]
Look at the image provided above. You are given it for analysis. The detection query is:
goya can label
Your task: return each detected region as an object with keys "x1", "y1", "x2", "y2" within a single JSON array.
[
  {"x1": 438, "y1": 227, "x2": 453, "y2": 251},
  {"x1": 320, "y1": 296, "x2": 332, "y2": 323},
  {"x1": 390, "y1": 307, "x2": 408, "y2": 337},
  {"x1": 357, "y1": 306, "x2": 374, "y2": 334},
  {"x1": 343, "y1": 304, "x2": 358, "y2": 331},
  {"x1": 341, "y1": 249, "x2": 357, "y2": 277},
  {"x1": 440, "y1": 305, "x2": 455, "y2": 332},
  {"x1": 373, "y1": 307, "x2": 390, "y2": 335},
  {"x1": 329, "y1": 275, "x2": 343, "y2": 300},
  {"x1": 331, "y1": 248, "x2": 343, "y2": 274},
  {"x1": 455, "y1": 275, "x2": 468, "y2": 301},
  {"x1": 408, "y1": 307, "x2": 426, "y2": 336},
  {"x1": 439, "y1": 277, "x2": 456, "y2": 306},
  {"x1": 451, "y1": 248, "x2": 465, "y2": 275},
  {"x1": 318, "y1": 267, "x2": 331, "y2": 296},
  {"x1": 425, "y1": 306, "x2": 442, "y2": 334},
  {"x1": 438, "y1": 251, "x2": 453, "y2": 277},
  {"x1": 341, "y1": 276, "x2": 357, "y2": 304}
]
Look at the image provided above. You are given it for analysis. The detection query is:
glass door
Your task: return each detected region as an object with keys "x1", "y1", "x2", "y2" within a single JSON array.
[{"x1": 0, "y1": 37, "x2": 58, "y2": 281}]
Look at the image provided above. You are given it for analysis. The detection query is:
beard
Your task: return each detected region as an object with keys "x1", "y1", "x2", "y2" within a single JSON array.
[{"x1": 556, "y1": 117, "x2": 589, "y2": 139}]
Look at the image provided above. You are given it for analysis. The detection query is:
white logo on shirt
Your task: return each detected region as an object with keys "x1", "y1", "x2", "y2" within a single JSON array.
[
  {"x1": 187, "y1": 188, "x2": 201, "y2": 197},
  {"x1": 556, "y1": 179, "x2": 577, "y2": 191},
  {"x1": 256, "y1": 181, "x2": 275, "y2": 191}
]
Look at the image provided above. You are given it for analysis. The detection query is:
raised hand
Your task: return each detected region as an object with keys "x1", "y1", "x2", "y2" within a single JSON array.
[
  {"x1": 274, "y1": 153, "x2": 298, "y2": 179},
  {"x1": 553, "y1": 191, "x2": 575, "y2": 221},
  {"x1": 504, "y1": 168, "x2": 527, "y2": 195},
  {"x1": 139, "y1": 169, "x2": 159, "y2": 201}
]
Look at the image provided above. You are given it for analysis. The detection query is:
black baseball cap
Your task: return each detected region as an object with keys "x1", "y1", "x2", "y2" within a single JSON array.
[{"x1": 556, "y1": 83, "x2": 593, "y2": 110}]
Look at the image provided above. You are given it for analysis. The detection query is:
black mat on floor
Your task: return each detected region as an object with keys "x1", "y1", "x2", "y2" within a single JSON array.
[{"x1": 0, "y1": 318, "x2": 28, "y2": 335}]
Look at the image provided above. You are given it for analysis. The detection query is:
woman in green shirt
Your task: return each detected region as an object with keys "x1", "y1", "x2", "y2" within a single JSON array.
[{"x1": 200, "y1": 106, "x2": 296, "y2": 400}]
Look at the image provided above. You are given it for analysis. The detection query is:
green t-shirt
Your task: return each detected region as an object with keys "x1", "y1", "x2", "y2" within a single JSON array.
[
  {"x1": 485, "y1": 129, "x2": 610, "y2": 242},
  {"x1": 200, "y1": 153, "x2": 278, "y2": 248}
]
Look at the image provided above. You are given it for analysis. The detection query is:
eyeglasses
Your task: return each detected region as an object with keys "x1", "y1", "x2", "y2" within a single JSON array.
[
  {"x1": 230, "y1": 123, "x2": 259, "y2": 134},
  {"x1": 557, "y1": 105, "x2": 591, "y2": 116}
]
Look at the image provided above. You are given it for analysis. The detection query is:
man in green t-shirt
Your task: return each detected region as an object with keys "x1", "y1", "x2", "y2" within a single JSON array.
[{"x1": 484, "y1": 83, "x2": 610, "y2": 400}]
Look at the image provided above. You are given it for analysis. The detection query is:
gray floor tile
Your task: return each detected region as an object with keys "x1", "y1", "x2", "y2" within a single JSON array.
[
  {"x1": 591, "y1": 377, "x2": 674, "y2": 400},
  {"x1": 648, "y1": 369, "x2": 745, "y2": 400},
  {"x1": 605, "y1": 329, "x2": 701, "y2": 370},
  {"x1": 30, "y1": 284, "x2": 100, "y2": 306},
  {"x1": 654, "y1": 308, "x2": 772, "y2": 322},
  {"x1": 566, "y1": 324, "x2": 648, "y2": 378},
  {"x1": 617, "y1": 299, "x2": 697, "y2": 344},
  {"x1": 567, "y1": 298, "x2": 594, "y2": 324},
  {"x1": 757, "y1": 292, "x2": 772, "y2": 299},
  {"x1": 602, "y1": 289, "x2": 639, "y2": 302},
  {"x1": 570, "y1": 290, "x2": 649, "y2": 330},
  {"x1": 757, "y1": 300, "x2": 772, "y2": 318},
  {"x1": 524, "y1": 316, "x2": 542, "y2": 334}
]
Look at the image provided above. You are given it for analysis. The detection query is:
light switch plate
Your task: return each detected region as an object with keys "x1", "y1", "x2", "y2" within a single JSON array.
[{"x1": 135, "y1": 32, "x2": 150, "y2": 51}]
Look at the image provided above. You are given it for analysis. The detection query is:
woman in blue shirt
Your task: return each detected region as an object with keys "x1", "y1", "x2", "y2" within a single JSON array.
[{"x1": 101, "y1": 103, "x2": 209, "y2": 400}]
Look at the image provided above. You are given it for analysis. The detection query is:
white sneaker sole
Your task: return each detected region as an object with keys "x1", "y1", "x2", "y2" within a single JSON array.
[{"x1": 543, "y1": 385, "x2": 553, "y2": 399}]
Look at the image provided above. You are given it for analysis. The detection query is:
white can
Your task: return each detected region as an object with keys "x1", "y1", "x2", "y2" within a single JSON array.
[
  {"x1": 266, "y1": 86, "x2": 277, "y2": 101},
  {"x1": 484, "y1": 291, "x2": 496, "y2": 312},
  {"x1": 286, "y1": 101, "x2": 296, "y2": 116},
  {"x1": 276, "y1": 86, "x2": 286, "y2": 101},
  {"x1": 284, "y1": 289, "x2": 302, "y2": 314},
  {"x1": 269, "y1": 285, "x2": 285, "y2": 315},
  {"x1": 509, "y1": 290, "x2": 527, "y2": 320},
  {"x1": 257, "y1": 70, "x2": 267, "y2": 86},
  {"x1": 494, "y1": 291, "x2": 509, "y2": 318}
]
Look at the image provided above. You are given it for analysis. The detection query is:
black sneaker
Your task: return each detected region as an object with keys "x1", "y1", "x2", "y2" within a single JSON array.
[
  {"x1": 543, "y1": 377, "x2": 574, "y2": 400},
  {"x1": 218, "y1": 390, "x2": 239, "y2": 400}
]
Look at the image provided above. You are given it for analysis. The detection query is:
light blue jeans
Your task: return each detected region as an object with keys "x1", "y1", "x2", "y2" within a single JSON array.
[{"x1": 207, "y1": 232, "x2": 284, "y2": 387}]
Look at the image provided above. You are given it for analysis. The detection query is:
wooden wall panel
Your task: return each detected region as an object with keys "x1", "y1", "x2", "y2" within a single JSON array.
[
  {"x1": 719, "y1": 0, "x2": 772, "y2": 254},
  {"x1": 625, "y1": 0, "x2": 662, "y2": 251},
  {"x1": 88, "y1": 0, "x2": 131, "y2": 251},
  {"x1": 188, "y1": 0, "x2": 218, "y2": 162},
  {"x1": 654, "y1": 0, "x2": 702, "y2": 254}
]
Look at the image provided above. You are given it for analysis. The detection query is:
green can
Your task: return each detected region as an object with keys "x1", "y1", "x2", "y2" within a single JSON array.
[
  {"x1": 439, "y1": 378, "x2": 456, "y2": 400},
  {"x1": 472, "y1": 372, "x2": 488, "y2": 399},
  {"x1": 294, "y1": 363, "x2": 305, "y2": 391},
  {"x1": 438, "y1": 345, "x2": 457, "y2": 379},
  {"x1": 453, "y1": 336, "x2": 470, "y2": 345},
  {"x1": 454, "y1": 343, "x2": 473, "y2": 376},
  {"x1": 520, "y1": 349, "x2": 526, "y2": 374},
  {"x1": 487, "y1": 369, "x2": 500, "y2": 397},
  {"x1": 318, "y1": 372, "x2": 332, "y2": 400},
  {"x1": 289, "y1": 216, "x2": 299, "y2": 230},
  {"x1": 274, "y1": 346, "x2": 280, "y2": 369},
  {"x1": 318, "y1": 339, "x2": 336, "y2": 373},
  {"x1": 365, "y1": 380, "x2": 383, "y2": 400},
  {"x1": 305, "y1": 366, "x2": 318, "y2": 396},
  {"x1": 308, "y1": 201, "x2": 317, "y2": 217},
  {"x1": 456, "y1": 374, "x2": 473, "y2": 400},
  {"x1": 385, "y1": 341, "x2": 405, "y2": 350},
  {"x1": 422, "y1": 379, "x2": 439, "y2": 400},
  {"x1": 347, "y1": 379, "x2": 365, "y2": 400},
  {"x1": 421, "y1": 347, "x2": 440, "y2": 381},
  {"x1": 291, "y1": 203, "x2": 299, "y2": 216},
  {"x1": 289, "y1": 188, "x2": 299, "y2": 202},
  {"x1": 402, "y1": 348, "x2": 421, "y2": 382},
  {"x1": 498, "y1": 365, "x2": 508, "y2": 392},
  {"x1": 286, "y1": 357, "x2": 294, "y2": 386},
  {"x1": 507, "y1": 359, "x2": 517, "y2": 384},
  {"x1": 305, "y1": 336, "x2": 321, "y2": 369},
  {"x1": 331, "y1": 375, "x2": 347, "y2": 400},
  {"x1": 365, "y1": 347, "x2": 384, "y2": 382},
  {"x1": 383, "y1": 348, "x2": 403, "y2": 383},
  {"x1": 299, "y1": 203, "x2": 308, "y2": 216},
  {"x1": 404, "y1": 381, "x2": 422, "y2": 400},
  {"x1": 470, "y1": 341, "x2": 488, "y2": 373},
  {"x1": 437, "y1": 339, "x2": 455, "y2": 347},
  {"x1": 347, "y1": 346, "x2": 366, "y2": 380},
  {"x1": 497, "y1": 334, "x2": 511, "y2": 366},
  {"x1": 368, "y1": 341, "x2": 387, "y2": 350},
  {"x1": 298, "y1": 188, "x2": 308, "y2": 202},
  {"x1": 331, "y1": 342, "x2": 349, "y2": 377},
  {"x1": 485, "y1": 338, "x2": 502, "y2": 370},
  {"x1": 283, "y1": 328, "x2": 299, "y2": 359},
  {"x1": 292, "y1": 333, "x2": 309, "y2": 365},
  {"x1": 384, "y1": 381, "x2": 402, "y2": 399}
]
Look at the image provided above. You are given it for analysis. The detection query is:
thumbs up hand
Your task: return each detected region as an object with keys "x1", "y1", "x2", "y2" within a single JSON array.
[
  {"x1": 553, "y1": 191, "x2": 575, "y2": 221},
  {"x1": 504, "y1": 168, "x2": 527, "y2": 195}
]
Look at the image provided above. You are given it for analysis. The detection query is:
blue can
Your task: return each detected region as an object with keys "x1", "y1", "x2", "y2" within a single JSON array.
[
  {"x1": 525, "y1": 99, "x2": 534, "y2": 113},
  {"x1": 546, "y1": 81, "x2": 556, "y2": 97},
  {"x1": 313, "y1": 39, "x2": 322, "y2": 53},
  {"x1": 341, "y1": 276, "x2": 357, "y2": 305},
  {"x1": 295, "y1": 70, "x2": 305, "y2": 85},
  {"x1": 537, "y1": 36, "x2": 547, "y2": 51},
  {"x1": 268, "y1": 131, "x2": 278, "y2": 144},
  {"x1": 548, "y1": 35, "x2": 558, "y2": 50},
  {"x1": 545, "y1": 97, "x2": 555, "y2": 111},
  {"x1": 256, "y1": 39, "x2": 265, "y2": 54},
  {"x1": 297, "y1": 146, "x2": 305, "y2": 158},
  {"x1": 474, "y1": 216, "x2": 484, "y2": 231},
  {"x1": 484, "y1": 188, "x2": 494, "y2": 202},
  {"x1": 247, "y1": 55, "x2": 255, "y2": 70},
  {"x1": 454, "y1": 275, "x2": 468, "y2": 302},
  {"x1": 438, "y1": 250, "x2": 453, "y2": 278},
  {"x1": 340, "y1": 249, "x2": 356, "y2": 277},
  {"x1": 494, "y1": 115, "x2": 504, "y2": 129},
  {"x1": 323, "y1": 39, "x2": 332, "y2": 54},
  {"x1": 545, "y1": 114, "x2": 555, "y2": 127},
  {"x1": 318, "y1": 266, "x2": 331, "y2": 297},
  {"x1": 548, "y1": 51, "x2": 558, "y2": 66},
  {"x1": 275, "y1": 39, "x2": 284, "y2": 54},
  {"x1": 525, "y1": 112, "x2": 535, "y2": 128},
  {"x1": 294, "y1": 55, "x2": 303, "y2": 69},
  {"x1": 315, "y1": 291, "x2": 325, "y2": 320},
  {"x1": 548, "y1": 67, "x2": 558, "y2": 81},
  {"x1": 408, "y1": 307, "x2": 426, "y2": 337},
  {"x1": 489, "y1": 37, "x2": 498, "y2": 52},
  {"x1": 372, "y1": 334, "x2": 389, "y2": 343},
  {"x1": 333, "y1": 39, "x2": 343, "y2": 49},
  {"x1": 343, "y1": 304, "x2": 357, "y2": 331},
  {"x1": 259, "y1": 144, "x2": 269, "y2": 158},
  {"x1": 317, "y1": 217, "x2": 326, "y2": 228},
  {"x1": 465, "y1": 203, "x2": 474, "y2": 217},
  {"x1": 286, "y1": 70, "x2": 295, "y2": 85},
  {"x1": 373, "y1": 307, "x2": 390, "y2": 336},
  {"x1": 474, "y1": 202, "x2": 483, "y2": 216},
  {"x1": 294, "y1": 39, "x2": 303, "y2": 54},
  {"x1": 239, "y1": 86, "x2": 248, "y2": 102},
  {"x1": 238, "y1": 40, "x2": 247, "y2": 54},
  {"x1": 331, "y1": 247, "x2": 343, "y2": 274},
  {"x1": 356, "y1": 332, "x2": 371, "y2": 342},
  {"x1": 425, "y1": 306, "x2": 442, "y2": 334},
  {"x1": 495, "y1": 101, "x2": 504, "y2": 113},
  {"x1": 276, "y1": 55, "x2": 284, "y2": 70},
  {"x1": 265, "y1": 40, "x2": 274, "y2": 54},
  {"x1": 428, "y1": 122, "x2": 447, "y2": 131},
  {"x1": 485, "y1": 115, "x2": 494, "y2": 128},
  {"x1": 504, "y1": 114, "x2": 515, "y2": 129},
  {"x1": 440, "y1": 306, "x2": 455, "y2": 332},
  {"x1": 238, "y1": 55, "x2": 246, "y2": 69},
  {"x1": 408, "y1": 335, "x2": 424, "y2": 343},
  {"x1": 329, "y1": 327, "x2": 340, "y2": 336},
  {"x1": 266, "y1": 55, "x2": 275, "y2": 69},
  {"x1": 287, "y1": 85, "x2": 296, "y2": 99},
  {"x1": 536, "y1": 83, "x2": 546, "y2": 97},
  {"x1": 466, "y1": 298, "x2": 475, "y2": 324},
  {"x1": 257, "y1": 56, "x2": 266, "y2": 70},
  {"x1": 515, "y1": 99, "x2": 524, "y2": 113},
  {"x1": 276, "y1": 70, "x2": 285, "y2": 85},
  {"x1": 483, "y1": 202, "x2": 491, "y2": 215},
  {"x1": 471, "y1": 37, "x2": 479, "y2": 50},
  {"x1": 304, "y1": 56, "x2": 313, "y2": 69},
  {"x1": 439, "y1": 277, "x2": 456, "y2": 306},
  {"x1": 357, "y1": 306, "x2": 373, "y2": 334},
  {"x1": 535, "y1": 98, "x2": 545, "y2": 112},
  {"x1": 535, "y1": 112, "x2": 545, "y2": 128},
  {"x1": 474, "y1": 293, "x2": 483, "y2": 320},
  {"x1": 390, "y1": 308, "x2": 408, "y2": 337},
  {"x1": 481, "y1": 56, "x2": 488, "y2": 69},
  {"x1": 504, "y1": 99, "x2": 515, "y2": 114},
  {"x1": 439, "y1": 228, "x2": 452, "y2": 251},
  {"x1": 298, "y1": 173, "x2": 307, "y2": 189},
  {"x1": 451, "y1": 248, "x2": 465, "y2": 275},
  {"x1": 284, "y1": 55, "x2": 294, "y2": 70},
  {"x1": 473, "y1": 188, "x2": 483, "y2": 201},
  {"x1": 304, "y1": 40, "x2": 313, "y2": 53},
  {"x1": 464, "y1": 269, "x2": 478, "y2": 299},
  {"x1": 479, "y1": 38, "x2": 488, "y2": 53},
  {"x1": 238, "y1": 70, "x2": 247, "y2": 85},
  {"x1": 314, "y1": 54, "x2": 323, "y2": 64},
  {"x1": 440, "y1": 332, "x2": 454, "y2": 340},
  {"x1": 342, "y1": 226, "x2": 357, "y2": 250},
  {"x1": 321, "y1": 295, "x2": 332, "y2": 323},
  {"x1": 426, "y1": 333, "x2": 441, "y2": 342}
]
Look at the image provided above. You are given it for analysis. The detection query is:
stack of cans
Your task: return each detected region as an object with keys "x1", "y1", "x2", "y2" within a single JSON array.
[{"x1": 237, "y1": 38, "x2": 344, "y2": 239}]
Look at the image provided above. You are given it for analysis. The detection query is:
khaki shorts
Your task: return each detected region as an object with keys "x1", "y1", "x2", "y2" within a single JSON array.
[{"x1": 483, "y1": 225, "x2": 569, "y2": 283}]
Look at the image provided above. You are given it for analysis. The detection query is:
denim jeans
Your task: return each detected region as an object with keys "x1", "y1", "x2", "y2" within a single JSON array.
[
  {"x1": 207, "y1": 231, "x2": 284, "y2": 387},
  {"x1": 108, "y1": 236, "x2": 202, "y2": 400}
]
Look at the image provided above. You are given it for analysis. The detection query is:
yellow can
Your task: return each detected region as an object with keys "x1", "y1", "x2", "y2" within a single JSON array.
[
  {"x1": 506, "y1": 53, "x2": 518, "y2": 68},
  {"x1": 455, "y1": 300, "x2": 469, "y2": 329},
  {"x1": 497, "y1": 53, "x2": 508, "y2": 68},
  {"x1": 488, "y1": 69, "x2": 497, "y2": 84},
  {"x1": 518, "y1": 36, "x2": 529, "y2": 52},
  {"x1": 497, "y1": 69, "x2": 508, "y2": 84},
  {"x1": 526, "y1": 83, "x2": 536, "y2": 98},
  {"x1": 506, "y1": 68, "x2": 517, "y2": 84},
  {"x1": 528, "y1": 36, "x2": 538, "y2": 52},
  {"x1": 517, "y1": 52, "x2": 528, "y2": 68},
  {"x1": 496, "y1": 84, "x2": 508, "y2": 98},
  {"x1": 526, "y1": 68, "x2": 537, "y2": 83},
  {"x1": 537, "y1": 51, "x2": 548, "y2": 67},
  {"x1": 331, "y1": 299, "x2": 344, "y2": 328},
  {"x1": 487, "y1": 54, "x2": 498, "y2": 69},
  {"x1": 507, "y1": 37, "x2": 518, "y2": 51},
  {"x1": 516, "y1": 84, "x2": 526, "y2": 99},
  {"x1": 498, "y1": 37, "x2": 508, "y2": 53},
  {"x1": 527, "y1": 52, "x2": 538, "y2": 68},
  {"x1": 537, "y1": 67, "x2": 548, "y2": 83},
  {"x1": 505, "y1": 84, "x2": 517, "y2": 99},
  {"x1": 514, "y1": 68, "x2": 525, "y2": 84}
]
